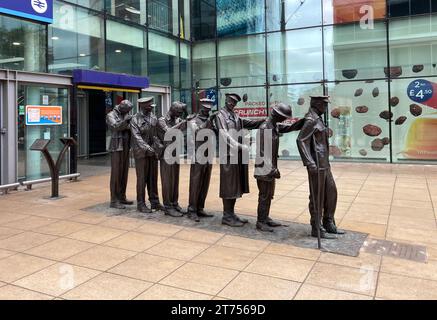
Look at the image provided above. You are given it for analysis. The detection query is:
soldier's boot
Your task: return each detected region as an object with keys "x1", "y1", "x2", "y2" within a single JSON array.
[
  {"x1": 222, "y1": 212, "x2": 244, "y2": 227},
  {"x1": 323, "y1": 218, "x2": 345, "y2": 234},
  {"x1": 137, "y1": 203, "x2": 152, "y2": 214},
  {"x1": 256, "y1": 202, "x2": 273, "y2": 232},
  {"x1": 311, "y1": 225, "x2": 337, "y2": 239},
  {"x1": 198, "y1": 209, "x2": 214, "y2": 218},
  {"x1": 164, "y1": 207, "x2": 183, "y2": 218},
  {"x1": 187, "y1": 210, "x2": 200, "y2": 222},
  {"x1": 110, "y1": 202, "x2": 126, "y2": 210},
  {"x1": 151, "y1": 202, "x2": 165, "y2": 211},
  {"x1": 119, "y1": 195, "x2": 134, "y2": 205},
  {"x1": 174, "y1": 204, "x2": 187, "y2": 215},
  {"x1": 266, "y1": 217, "x2": 282, "y2": 227}
]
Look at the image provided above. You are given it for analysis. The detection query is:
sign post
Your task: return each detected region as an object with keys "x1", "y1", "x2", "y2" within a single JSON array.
[{"x1": 30, "y1": 137, "x2": 77, "y2": 199}]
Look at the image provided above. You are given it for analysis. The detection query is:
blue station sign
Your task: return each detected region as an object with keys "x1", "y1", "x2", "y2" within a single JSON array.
[{"x1": 0, "y1": 0, "x2": 53, "y2": 24}]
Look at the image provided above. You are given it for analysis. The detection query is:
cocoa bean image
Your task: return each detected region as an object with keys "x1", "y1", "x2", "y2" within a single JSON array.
[
  {"x1": 372, "y1": 87, "x2": 379, "y2": 97},
  {"x1": 331, "y1": 108, "x2": 341, "y2": 119},
  {"x1": 356, "y1": 106, "x2": 368, "y2": 113},
  {"x1": 384, "y1": 66, "x2": 402, "y2": 78},
  {"x1": 410, "y1": 104, "x2": 422, "y2": 117},
  {"x1": 395, "y1": 116, "x2": 407, "y2": 125},
  {"x1": 371, "y1": 139, "x2": 385, "y2": 151},
  {"x1": 354, "y1": 88, "x2": 363, "y2": 97},
  {"x1": 359, "y1": 149, "x2": 368, "y2": 156},
  {"x1": 390, "y1": 97, "x2": 400, "y2": 107},
  {"x1": 379, "y1": 110, "x2": 393, "y2": 120},
  {"x1": 363, "y1": 124, "x2": 382, "y2": 137},
  {"x1": 297, "y1": 98, "x2": 305, "y2": 106},
  {"x1": 342, "y1": 69, "x2": 358, "y2": 79},
  {"x1": 412, "y1": 65, "x2": 424, "y2": 73},
  {"x1": 382, "y1": 137, "x2": 390, "y2": 145}
]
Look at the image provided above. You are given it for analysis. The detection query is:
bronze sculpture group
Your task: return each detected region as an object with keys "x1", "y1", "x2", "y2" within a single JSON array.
[{"x1": 106, "y1": 94, "x2": 344, "y2": 239}]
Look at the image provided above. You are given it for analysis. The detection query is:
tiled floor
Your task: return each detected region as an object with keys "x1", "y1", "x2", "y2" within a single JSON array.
[{"x1": 1, "y1": 160, "x2": 437, "y2": 300}]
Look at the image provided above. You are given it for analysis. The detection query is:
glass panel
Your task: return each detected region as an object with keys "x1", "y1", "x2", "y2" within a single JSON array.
[
  {"x1": 324, "y1": 21, "x2": 387, "y2": 81},
  {"x1": 389, "y1": 15, "x2": 437, "y2": 78},
  {"x1": 191, "y1": 0, "x2": 216, "y2": 40},
  {"x1": 49, "y1": 2, "x2": 105, "y2": 75},
  {"x1": 266, "y1": 0, "x2": 322, "y2": 31},
  {"x1": 217, "y1": 0, "x2": 265, "y2": 37},
  {"x1": 391, "y1": 77, "x2": 437, "y2": 162},
  {"x1": 148, "y1": 0, "x2": 179, "y2": 36},
  {"x1": 193, "y1": 41, "x2": 216, "y2": 89},
  {"x1": 64, "y1": 0, "x2": 104, "y2": 10},
  {"x1": 17, "y1": 85, "x2": 70, "y2": 180},
  {"x1": 269, "y1": 83, "x2": 325, "y2": 159},
  {"x1": 323, "y1": 0, "x2": 387, "y2": 25},
  {"x1": 218, "y1": 34, "x2": 266, "y2": 87},
  {"x1": 326, "y1": 80, "x2": 390, "y2": 162},
  {"x1": 180, "y1": 42, "x2": 191, "y2": 89},
  {"x1": 180, "y1": 0, "x2": 191, "y2": 39},
  {"x1": 106, "y1": 19, "x2": 147, "y2": 75},
  {"x1": 267, "y1": 28, "x2": 323, "y2": 85},
  {"x1": 0, "y1": 15, "x2": 46, "y2": 72},
  {"x1": 148, "y1": 31, "x2": 180, "y2": 87},
  {"x1": 105, "y1": 0, "x2": 145, "y2": 24}
]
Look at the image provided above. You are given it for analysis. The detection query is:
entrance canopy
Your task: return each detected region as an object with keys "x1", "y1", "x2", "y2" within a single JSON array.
[{"x1": 72, "y1": 69, "x2": 149, "y2": 93}]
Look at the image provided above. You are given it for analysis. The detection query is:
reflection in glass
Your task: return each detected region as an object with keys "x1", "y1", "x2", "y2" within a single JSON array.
[
  {"x1": 191, "y1": 0, "x2": 216, "y2": 40},
  {"x1": 106, "y1": 0, "x2": 144, "y2": 24},
  {"x1": 326, "y1": 80, "x2": 389, "y2": 162},
  {"x1": 106, "y1": 19, "x2": 147, "y2": 75},
  {"x1": 267, "y1": 0, "x2": 322, "y2": 31},
  {"x1": 193, "y1": 41, "x2": 216, "y2": 89},
  {"x1": 148, "y1": 31, "x2": 180, "y2": 87},
  {"x1": 148, "y1": 0, "x2": 178, "y2": 36},
  {"x1": 217, "y1": 0, "x2": 265, "y2": 37},
  {"x1": 0, "y1": 15, "x2": 46, "y2": 72},
  {"x1": 268, "y1": 28, "x2": 323, "y2": 84},
  {"x1": 324, "y1": 22, "x2": 387, "y2": 81},
  {"x1": 48, "y1": 2, "x2": 105, "y2": 75},
  {"x1": 218, "y1": 35, "x2": 266, "y2": 87},
  {"x1": 390, "y1": 15, "x2": 437, "y2": 78},
  {"x1": 180, "y1": 42, "x2": 192, "y2": 89}
]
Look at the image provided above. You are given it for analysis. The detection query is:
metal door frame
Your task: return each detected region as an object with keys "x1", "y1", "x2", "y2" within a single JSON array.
[{"x1": 0, "y1": 69, "x2": 72, "y2": 185}]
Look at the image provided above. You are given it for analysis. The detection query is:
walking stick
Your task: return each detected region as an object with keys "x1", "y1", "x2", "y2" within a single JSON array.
[{"x1": 311, "y1": 135, "x2": 322, "y2": 250}]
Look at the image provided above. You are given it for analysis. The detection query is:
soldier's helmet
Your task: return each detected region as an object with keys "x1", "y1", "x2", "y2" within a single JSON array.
[{"x1": 272, "y1": 103, "x2": 293, "y2": 118}]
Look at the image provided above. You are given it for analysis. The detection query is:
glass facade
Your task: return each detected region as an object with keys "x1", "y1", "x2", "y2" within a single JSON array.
[{"x1": 2, "y1": 0, "x2": 437, "y2": 164}]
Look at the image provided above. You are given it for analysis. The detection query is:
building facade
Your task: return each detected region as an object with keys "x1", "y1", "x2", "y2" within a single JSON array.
[{"x1": 1, "y1": 0, "x2": 437, "y2": 185}]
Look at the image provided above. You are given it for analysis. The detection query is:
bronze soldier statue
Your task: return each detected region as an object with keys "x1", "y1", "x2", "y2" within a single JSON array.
[
  {"x1": 106, "y1": 100, "x2": 134, "y2": 209},
  {"x1": 254, "y1": 103, "x2": 304, "y2": 232},
  {"x1": 130, "y1": 97, "x2": 164, "y2": 213},
  {"x1": 215, "y1": 93, "x2": 264, "y2": 227},
  {"x1": 297, "y1": 95, "x2": 345, "y2": 239},
  {"x1": 186, "y1": 98, "x2": 217, "y2": 222},
  {"x1": 157, "y1": 101, "x2": 188, "y2": 217}
]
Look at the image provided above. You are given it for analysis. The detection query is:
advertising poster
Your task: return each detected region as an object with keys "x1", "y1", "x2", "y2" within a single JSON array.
[
  {"x1": 394, "y1": 78, "x2": 437, "y2": 160},
  {"x1": 330, "y1": 0, "x2": 386, "y2": 24},
  {"x1": 26, "y1": 106, "x2": 63, "y2": 126}
]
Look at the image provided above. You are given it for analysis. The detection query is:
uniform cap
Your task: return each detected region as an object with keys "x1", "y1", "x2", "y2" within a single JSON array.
[
  {"x1": 138, "y1": 97, "x2": 154, "y2": 104},
  {"x1": 225, "y1": 93, "x2": 242, "y2": 103},
  {"x1": 199, "y1": 98, "x2": 214, "y2": 109},
  {"x1": 309, "y1": 95, "x2": 330, "y2": 103}
]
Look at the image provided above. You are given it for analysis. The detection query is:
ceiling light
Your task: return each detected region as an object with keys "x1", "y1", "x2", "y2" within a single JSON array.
[
  {"x1": 79, "y1": 53, "x2": 86, "y2": 57},
  {"x1": 125, "y1": 7, "x2": 141, "y2": 14},
  {"x1": 12, "y1": 42, "x2": 21, "y2": 46},
  {"x1": 51, "y1": 36, "x2": 59, "y2": 40},
  {"x1": 115, "y1": 49, "x2": 122, "y2": 53}
]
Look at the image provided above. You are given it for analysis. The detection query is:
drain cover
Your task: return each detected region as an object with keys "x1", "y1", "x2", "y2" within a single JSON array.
[{"x1": 362, "y1": 238, "x2": 427, "y2": 263}]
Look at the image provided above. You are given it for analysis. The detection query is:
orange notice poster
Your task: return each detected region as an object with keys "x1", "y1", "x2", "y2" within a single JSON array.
[
  {"x1": 332, "y1": 0, "x2": 386, "y2": 24},
  {"x1": 26, "y1": 106, "x2": 63, "y2": 126}
]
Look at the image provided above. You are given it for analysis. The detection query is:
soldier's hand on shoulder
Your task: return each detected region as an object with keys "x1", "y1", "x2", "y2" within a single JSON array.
[
  {"x1": 209, "y1": 112, "x2": 219, "y2": 121},
  {"x1": 125, "y1": 115, "x2": 133, "y2": 123}
]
